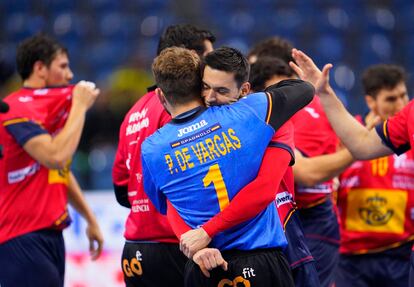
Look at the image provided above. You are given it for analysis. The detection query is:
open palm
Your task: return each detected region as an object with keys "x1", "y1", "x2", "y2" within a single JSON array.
[{"x1": 290, "y1": 48, "x2": 333, "y2": 95}]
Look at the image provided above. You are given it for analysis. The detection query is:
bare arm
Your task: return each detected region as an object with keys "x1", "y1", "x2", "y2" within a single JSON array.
[
  {"x1": 68, "y1": 172, "x2": 103, "y2": 260},
  {"x1": 290, "y1": 49, "x2": 393, "y2": 160},
  {"x1": 23, "y1": 82, "x2": 99, "y2": 169},
  {"x1": 293, "y1": 148, "x2": 354, "y2": 186}
]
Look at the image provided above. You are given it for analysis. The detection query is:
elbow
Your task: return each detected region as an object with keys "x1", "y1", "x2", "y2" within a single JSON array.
[{"x1": 43, "y1": 153, "x2": 68, "y2": 170}]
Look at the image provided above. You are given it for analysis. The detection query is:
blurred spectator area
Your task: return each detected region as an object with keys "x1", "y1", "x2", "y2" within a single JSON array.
[{"x1": 0, "y1": 0, "x2": 412, "y2": 189}]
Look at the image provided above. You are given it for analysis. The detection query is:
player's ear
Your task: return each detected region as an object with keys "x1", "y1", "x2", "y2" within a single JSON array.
[
  {"x1": 156, "y1": 88, "x2": 168, "y2": 108},
  {"x1": 33, "y1": 60, "x2": 48, "y2": 79},
  {"x1": 239, "y1": 82, "x2": 251, "y2": 97},
  {"x1": 365, "y1": 95, "x2": 376, "y2": 111}
]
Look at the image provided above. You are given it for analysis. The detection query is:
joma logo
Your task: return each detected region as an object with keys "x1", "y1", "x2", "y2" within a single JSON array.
[{"x1": 177, "y1": 120, "x2": 208, "y2": 137}]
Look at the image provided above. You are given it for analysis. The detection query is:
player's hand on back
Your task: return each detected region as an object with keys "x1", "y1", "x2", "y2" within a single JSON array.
[
  {"x1": 86, "y1": 220, "x2": 104, "y2": 260},
  {"x1": 290, "y1": 48, "x2": 333, "y2": 96},
  {"x1": 193, "y1": 248, "x2": 228, "y2": 278},
  {"x1": 72, "y1": 81, "x2": 100, "y2": 110},
  {"x1": 180, "y1": 227, "x2": 212, "y2": 258}
]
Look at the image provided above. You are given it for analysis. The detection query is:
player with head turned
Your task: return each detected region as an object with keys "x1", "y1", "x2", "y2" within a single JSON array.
[
  {"x1": 0, "y1": 34, "x2": 102, "y2": 287},
  {"x1": 142, "y1": 46, "x2": 314, "y2": 287},
  {"x1": 248, "y1": 36, "x2": 354, "y2": 287},
  {"x1": 112, "y1": 24, "x2": 215, "y2": 287}
]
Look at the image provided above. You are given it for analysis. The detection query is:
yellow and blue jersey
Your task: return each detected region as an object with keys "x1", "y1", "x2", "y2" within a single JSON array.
[{"x1": 142, "y1": 92, "x2": 287, "y2": 250}]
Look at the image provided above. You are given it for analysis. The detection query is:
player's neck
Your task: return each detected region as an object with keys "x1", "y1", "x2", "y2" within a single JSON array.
[
  {"x1": 23, "y1": 77, "x2": 46, "y2": 89},
  {"x1": 170, "y1": 99, "x2": 204, "y2": 118}
]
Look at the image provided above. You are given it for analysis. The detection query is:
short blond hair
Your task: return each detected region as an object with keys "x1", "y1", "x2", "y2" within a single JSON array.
[{"x1": 152, "y1": 47, "x2": 202, "y2": 105}]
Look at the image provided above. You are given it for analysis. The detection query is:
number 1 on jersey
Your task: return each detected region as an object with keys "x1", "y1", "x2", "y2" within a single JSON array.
[{"x1": 203, "y1": 164, "x2": 230, "y2": 211}]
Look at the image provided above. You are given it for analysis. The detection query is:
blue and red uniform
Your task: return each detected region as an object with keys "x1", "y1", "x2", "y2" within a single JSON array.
[
  {"x1": 375, "y1": 100, "x2": 414, "y2": 287},
  {"x1": 0, "y1": 86, "x2": 73, "y2": 287},
  {"x1": 142, "y1": 80, "x2": 314, "y2": 286},
  {"x1": 291, "y1": 96, "x2": 339, "y2": 287}
]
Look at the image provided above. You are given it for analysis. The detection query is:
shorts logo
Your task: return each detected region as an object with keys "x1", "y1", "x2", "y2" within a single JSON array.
[
  {"x1": 218, "y1": 276, "x2": 251, "y2": 287},
  {"x1": 177, "y1": 120, "x2": 208, "y2": 138},
  {"x1": 123, "y1": 256, "x2": 143, "y2": 278},
  {"x1": 275, "y1": 192, "x2": 293, "y2": 208},
  {"x1": 217, "y1": 268, "x2": 255, "y2": 287}
]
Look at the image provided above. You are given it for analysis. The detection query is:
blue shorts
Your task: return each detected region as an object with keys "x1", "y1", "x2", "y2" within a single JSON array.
[
  {"x1": 298, "y1": 199, "x2": 340, "y2": 287},
  {"x1": 283, "y1": 211, "x2": 320, "y2": 287},
  {"x1": 336, "y1": 243, "x2": 411, "y2": 287},
  {"x1": 0, "y1": 229, "x2": 65, "y2": 287},
  {"x1": 410, "y1": 250, "x2": 414, "y2": 287}
]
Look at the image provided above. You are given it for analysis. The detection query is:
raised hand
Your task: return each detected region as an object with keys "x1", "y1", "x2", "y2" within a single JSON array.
[{"x1": 290, "y1": 48, "x2": 333, "y2": 96}]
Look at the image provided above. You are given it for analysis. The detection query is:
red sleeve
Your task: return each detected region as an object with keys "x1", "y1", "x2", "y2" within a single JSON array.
[
  {"x1": 376, "y1": 101, "x2": 412, "y2": 155},
  {"x1": 167, "y1": 200, "x2": 191, "y2": 238},
  {"x1": 202, "y1": 146, "x2": 291, "y2": 237},
  {"x1": 269, "y1": 120, "x2": 295, "y2": 165}
]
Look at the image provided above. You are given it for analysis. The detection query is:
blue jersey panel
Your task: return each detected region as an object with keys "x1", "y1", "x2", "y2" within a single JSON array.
[{"x1": 142, "y1": 101, "x2": 287, "y2": 250}]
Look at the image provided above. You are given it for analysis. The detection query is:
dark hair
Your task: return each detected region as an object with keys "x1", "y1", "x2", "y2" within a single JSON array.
[
  {"x1": 204, "y1": 46, "x2": 250, "y2": 87},
  {"x1": 152, "y1": 47, "x2": 202, "y2": 105},
  {"x1": 248, "y1": 36, "x2": 294, "y2": 65},
  {"x1": 249, "y1": 57, "x2": 294, "y2": 92},
  {"x1": 362, "y1": 64, "x2": 407, "y2": 98},
  {"x1": 157, "y1": 24, "x2": 216, "y2": 57},
  {"x1": 16, "y1": 34, "x2": 67, "y2": 80}
]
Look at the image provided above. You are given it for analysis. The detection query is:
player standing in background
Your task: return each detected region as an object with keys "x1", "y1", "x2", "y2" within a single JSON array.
[
  {"x1": 0, "y1": 34, "x2": 102, "y2": 287},
  {"x1": 142, "y1": 46, "x2": 314, "y2": 287},
  {"x1": 248, "y1": 37, "x2": 353, "y2": 287},
  {"x1": 112, "y1": 24, "x2": 215, "y2": 287},
  {"x1": 289, "y1": 47, "x2": 414, "y2": 287},
  {"x1": 335, "y1": 64, "x2": 414, "y2": 287}
]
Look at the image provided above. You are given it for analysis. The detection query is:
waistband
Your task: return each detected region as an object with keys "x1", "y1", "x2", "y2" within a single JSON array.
[{"x1": 221, "y1": 247, "x2": 283, "y2": 259}]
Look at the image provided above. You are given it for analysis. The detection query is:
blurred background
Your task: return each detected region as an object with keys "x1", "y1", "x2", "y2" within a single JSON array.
[
  {"x1": 0, "y1": 0, "x2": 412, "y2": 190},
  {"x1": 0, "y1": 1, "x2": 412, "y2": 285}
]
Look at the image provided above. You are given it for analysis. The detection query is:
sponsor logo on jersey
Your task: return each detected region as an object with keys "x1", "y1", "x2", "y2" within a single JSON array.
[
  {"x1": 346, "y1": 188, "x2": 407, "y2": 234},
  {"x1": 170, "y1": 123, "x2": 221, "y2": 148},
  {"x1": 18, "y1": 96, "x2": 33, "y2": 102},
  {"x1": 177, "y1": 120, "x2": 208, "y2": 138},
  {"x1": 126, "y1": 108, "x2": 149, "y2": 136},
  {"x1": 33, "y1": 88, "x2": 49, "y2": 95},
  {"x1": 276, "y1": 191, "x2": 294, "y2": 207},
  {"x1": 8, "y1": 163, "x2": 40, "y2": 184}
]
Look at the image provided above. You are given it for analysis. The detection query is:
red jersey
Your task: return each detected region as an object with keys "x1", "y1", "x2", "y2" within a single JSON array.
[
  {"x1": 0, "y1": 86, "x2": 73, "y2": 244},
  {"x1": 338, "y1": 149, "x2": 414, "y2": 254},
  {"x1": 291, "y1": 96, "x2": 338, "y2": 208},
  {"x1": 272, "y1": 121, "x2": 297, "y2": 228},
  {"x1": 112, "y1": 90, "x2": 177, "y2": 242}
]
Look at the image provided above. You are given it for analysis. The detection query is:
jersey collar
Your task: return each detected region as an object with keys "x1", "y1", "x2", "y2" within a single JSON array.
[{"x1": 171, "y1": 106, "x2": 206, "y2": 124}]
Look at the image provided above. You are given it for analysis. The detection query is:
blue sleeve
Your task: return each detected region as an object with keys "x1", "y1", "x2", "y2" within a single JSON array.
[
  {"x1": 238, "y1": 92, "x2": 269, "y2": 121},
  {"x1": 5, "y1": 120, "x2": 48, "y2": 146},
  {"x1": 141, "y1": 151, "x2": 167, "y2": 215}
]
